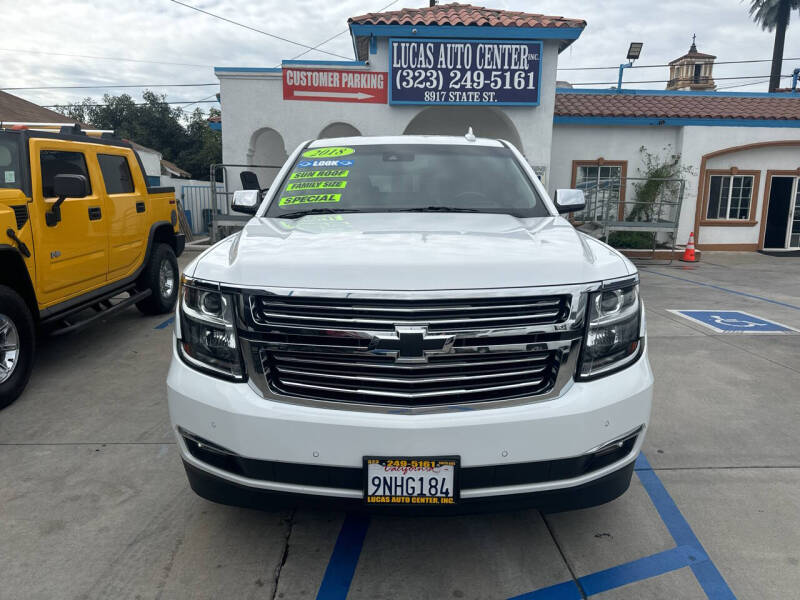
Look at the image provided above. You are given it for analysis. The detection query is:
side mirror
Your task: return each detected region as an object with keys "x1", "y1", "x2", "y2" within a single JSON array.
[
  {"x1": 554, "y1": 189, "x2": 586, "y2": 214},
  {"x1": 231, "y1": 189, "x2": 260, "y2": 215},
  {"x1": 240, "y1": 170, "x2": 261, "y2": 191},
  {"x1": 46, "y1": 174, "x2": 88, "y2": 227}
]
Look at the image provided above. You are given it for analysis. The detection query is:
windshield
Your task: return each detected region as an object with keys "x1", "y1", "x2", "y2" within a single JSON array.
[
  {"x1": 0, "y1": 132, "x2": 22, "y2": 190},
  {"x1": 264, "y1": 143, "x2": 549, "y2": 219}
]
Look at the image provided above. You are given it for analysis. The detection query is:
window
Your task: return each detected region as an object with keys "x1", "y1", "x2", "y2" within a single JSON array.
[
  {"x1": 0, "y1": 132, "x2": 22, "y2": 190},
  {"x1": 266, "y1": 144, "x2": 548, "y2": 219},
  {"x1": 572, "y1": 161, "x2": 625, "y2": 221},
  {"x1": 40, "y1": 150, "x2": 92, "y2": 198},
  {"x1": 706, "y1": 174, "x2": 754, "y2": 220},
  {"x1": 98, "y1": 154, "x2": 134, "y2": 194},
  {"x1": 693, "y1": 63, "x2": 703, "y2": 83}
]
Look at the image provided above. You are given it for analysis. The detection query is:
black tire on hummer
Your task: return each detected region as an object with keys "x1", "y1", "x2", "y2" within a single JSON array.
[
  {"x1": 0, "y1": 285, "x2": 36, "y2": 410},
  {"x1": 135, "y1": 243, "x2": 180, "y2": 315}
]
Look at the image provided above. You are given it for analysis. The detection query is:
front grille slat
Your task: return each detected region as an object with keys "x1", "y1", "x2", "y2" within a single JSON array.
[
  {"x1": 274, "y1": 366, "x2": 548, "y2": 385},
  {"x1": 245, "y1": 292, "x2": 573, "y2": 407},
  {"x1": 250, "y1": 294, "x2": 569, "y2": 332},
  {"x1": 279, "y1": 378, "x2": 547, "y2": 400}
]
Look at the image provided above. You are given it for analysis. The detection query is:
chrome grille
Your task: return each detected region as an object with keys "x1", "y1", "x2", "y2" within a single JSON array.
[
  {"x1": 248, "y1": 294, "x2": 569, "y2": 331},
  {"x1": 260, "y1": 349, "x2": 559, "y2": 406},
  {"x1": 239, "y1": 287, "x2": 588, "y2": 411}
]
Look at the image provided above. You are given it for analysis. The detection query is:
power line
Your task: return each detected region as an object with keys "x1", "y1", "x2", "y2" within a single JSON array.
[
  {"x1": 2, "y1": 83, "x2": 218, "y2": 91},
  {"x1": 0, "y1": 47, "x2": 210, "y2": 68},
  {"x1": 567, "y1": 73, "x2": 794, "y2": 86},
  {"x1": 41, "y1": 99, "x2": 218, "y2": 108},
  {"x1": 285, "y1": 0, "x2": 400, "y2": 62},
  {"x1": 558, "y1": 57, "x2": 800, "y2": 71},
  {"x1": 167, "y1": 0, "x2": 351, "y2": 60}
]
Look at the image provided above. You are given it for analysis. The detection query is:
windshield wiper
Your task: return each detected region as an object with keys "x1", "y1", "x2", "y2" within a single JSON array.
[
  {"x1": 391, "y1": 206, "x2": 482, "y2": 213},
  {"x1": 276, "y1": 208, "x2": 361, "y2": 219}
]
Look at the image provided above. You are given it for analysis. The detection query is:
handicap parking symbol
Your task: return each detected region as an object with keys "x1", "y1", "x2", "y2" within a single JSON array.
[{"x1": 670, "y1": 310, "x2": 798, "y2": 334}]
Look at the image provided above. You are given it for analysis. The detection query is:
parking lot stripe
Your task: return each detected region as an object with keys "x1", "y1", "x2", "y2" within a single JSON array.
[
  {"x1": 635, "y1": 454, "x2": 736, "y2": 599},
  {"x1": 508, "y1": 579, "x2": 583, "y2": 599},
  {"x1": 154, "y1": 316, "x2": 175, "y2": 329},
  {"x1": 641, "y1": 269, "x2": 800, "y2": 311},
  {"x1": 315, "y1": 513, "x2": 370, "y2": 600}
]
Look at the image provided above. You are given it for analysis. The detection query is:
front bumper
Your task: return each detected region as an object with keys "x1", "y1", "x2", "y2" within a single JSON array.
[{"x1": 167, "y1": 343, "x2": 653, "y2": 509}]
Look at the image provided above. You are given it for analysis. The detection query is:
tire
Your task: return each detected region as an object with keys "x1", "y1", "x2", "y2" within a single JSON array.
[
  {"x1": 0, "y1": 285, "x2": 36, "y2": 410},
  {"x1": 136, "y1": 243, "x2": 179, "y2": 315}
]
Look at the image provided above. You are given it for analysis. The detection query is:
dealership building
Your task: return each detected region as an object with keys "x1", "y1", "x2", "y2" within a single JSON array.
[{"x1": 214, "y1": 3, "x2": 800, "y2": 252}]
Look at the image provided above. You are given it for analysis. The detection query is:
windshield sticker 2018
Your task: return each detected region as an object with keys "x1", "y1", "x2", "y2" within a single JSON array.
[
  {"x1": 287, "y1": 181, "x2": 347, "y2": 191},
  {"x1": 302, "y1": 147, "x2": 355, "y2": 158},
  {"x1": 290, "y1": 169, "x2": 349, "y2": 180},
  {"x1": 279, "y1": 193, "x2": 342, "y2": 206}
]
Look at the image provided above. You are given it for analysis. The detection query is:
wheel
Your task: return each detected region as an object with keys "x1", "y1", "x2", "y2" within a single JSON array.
[
  {"x1": 0, "y1": 285, "x2": 36, "y2": 410},
  {"x1": 136, "y1": 243, "x2": 179, "y2": 315}
]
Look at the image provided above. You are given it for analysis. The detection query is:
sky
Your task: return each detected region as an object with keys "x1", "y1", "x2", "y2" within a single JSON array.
[{"x1": 2, "y1": 0, "x2": 799, "y2": 113}]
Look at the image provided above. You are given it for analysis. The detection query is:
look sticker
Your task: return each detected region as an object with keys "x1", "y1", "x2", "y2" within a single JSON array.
[
  {"x1": 279, "y1": 193, "x2": 342, "y2": 206},
  {"x1": 287, "y1": 181, "x2": 347, "y2": 191},
  {"x1": 289, "y1": 169, "x2": 349, "y2": 180},
  {"x1": 302, "y1": 147, "x2": 355, "y2": 158}
]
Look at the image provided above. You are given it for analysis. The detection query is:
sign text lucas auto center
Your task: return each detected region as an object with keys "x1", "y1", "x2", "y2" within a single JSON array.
[{"x1": 282, "y1": 39, "x2": 541, "y2": 107}]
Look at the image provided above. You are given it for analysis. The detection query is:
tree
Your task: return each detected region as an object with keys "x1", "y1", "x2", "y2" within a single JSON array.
[
  {"x1": 55, "y1": 92, "x2": 220, "y2": 180},
  {"x1": 748, "y1": 0, "x2": 800, "y2": 92}
]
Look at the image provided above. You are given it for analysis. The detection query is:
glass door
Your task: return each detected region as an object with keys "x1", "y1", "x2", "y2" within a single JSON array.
[{"x1": 788, "y1": 178, "x2": 800, "y2": 249}]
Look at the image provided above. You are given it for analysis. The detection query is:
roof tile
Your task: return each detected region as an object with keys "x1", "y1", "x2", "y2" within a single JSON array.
[
  {"x1": 349, "y1": 2, "x2": 586, "y2": 29},
  {"x1": 554, "y1": 92, "x2": 800, "y2": 121}
]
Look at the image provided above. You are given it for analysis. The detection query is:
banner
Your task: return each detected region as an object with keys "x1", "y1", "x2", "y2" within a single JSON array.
[
  {"x1": 389, "y1": 39, "x2": 541, "y2": 106},
  {"x1": 283, "y1": 68, "x2": 388, "y2": 104}
]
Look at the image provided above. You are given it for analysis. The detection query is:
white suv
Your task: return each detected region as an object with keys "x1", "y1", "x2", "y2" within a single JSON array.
[{"x1": 167, "y1": 135, "x2": 652, "y2": 512}]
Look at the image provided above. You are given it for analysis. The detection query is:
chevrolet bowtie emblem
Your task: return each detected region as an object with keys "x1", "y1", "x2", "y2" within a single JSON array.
[{"x1": 369, "y1": 326, "x2": 456, "y2": 363}]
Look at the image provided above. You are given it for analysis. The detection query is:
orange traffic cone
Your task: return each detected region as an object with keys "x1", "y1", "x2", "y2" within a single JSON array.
[{"x1": 680, "y1": 232, "x2": 697, "y2": 262}]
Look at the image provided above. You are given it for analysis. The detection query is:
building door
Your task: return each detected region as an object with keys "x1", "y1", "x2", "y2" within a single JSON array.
[{"x1": 764, "y1": 176, "x2": 799, "y2": 249}]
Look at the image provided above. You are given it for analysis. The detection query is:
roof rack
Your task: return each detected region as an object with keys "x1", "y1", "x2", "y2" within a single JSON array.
[{"x1": 0, "y1": 121, "x2": 114, "y2": 135}]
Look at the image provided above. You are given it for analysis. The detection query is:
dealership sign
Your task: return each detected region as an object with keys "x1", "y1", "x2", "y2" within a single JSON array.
[
  {"x1": 283, "y1": 68, "x2": 388, "y2": 103},
  {"x1": 389, "y1": 39, "x2": 541, "y2": 106}
]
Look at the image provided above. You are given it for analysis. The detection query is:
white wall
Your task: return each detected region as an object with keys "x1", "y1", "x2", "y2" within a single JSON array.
[{"x1": 217, "y1": 37, "x2": 563, "y2": 191}]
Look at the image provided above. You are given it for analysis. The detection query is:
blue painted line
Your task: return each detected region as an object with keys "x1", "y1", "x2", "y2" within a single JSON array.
[
  {"x1": 636, "y1": 454, "x2": 736, "y2": 599},
  {"x1": 508, "y1": 579, "x2": 582, "y2": 600},
  {"x1": 316, "y1": 513, "x2": 370, "y2": 600},
  {"x1": 509, "y1": 545, "x2": 706, "y2": 599},
  {"x1": 581, "y1": 544, "x2": 707, "y2": 595},
  {"x1": 154, "y1": 316, "x2": 175, "y2": 329},
  {"x1": 641, "y1": 269, "x2": 800, "y2": 311}
]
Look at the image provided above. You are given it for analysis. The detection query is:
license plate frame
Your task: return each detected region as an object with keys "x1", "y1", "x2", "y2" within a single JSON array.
[{"x1": 363, "y1": 455, "x2": 460, "y2": 506}]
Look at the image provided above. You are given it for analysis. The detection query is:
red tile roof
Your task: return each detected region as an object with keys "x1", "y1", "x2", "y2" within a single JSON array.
[
  {"x1": 555, "y1": 92, "x2": 800, "y2": 121},
  {"x1": 349, "y1": 2, "x2": 585, "y2": 29}
]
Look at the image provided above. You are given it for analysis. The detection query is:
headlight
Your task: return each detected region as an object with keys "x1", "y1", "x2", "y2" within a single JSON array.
[
  {"x1": 578, "y1": 281, "x2": 643, "y2": 379},
  {"x1": 177, "y1": 276, "x2": 244, "y2": 380}
]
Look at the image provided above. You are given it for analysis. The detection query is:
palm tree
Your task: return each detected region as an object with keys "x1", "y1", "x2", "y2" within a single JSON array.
[{"x1": 748, "y1": 0, "x2": 800, "y2": 92}]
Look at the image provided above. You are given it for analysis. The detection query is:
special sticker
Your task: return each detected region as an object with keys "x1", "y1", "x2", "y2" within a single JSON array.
[
  {"x1": 279, "y1": 193, "x2": 342, "y2": 206},
  {"x1": 289, "y1": 169, "x2": 349, "y2": 180},
  {"x1": 286, "y1": 181, "x2": 347, "y2": 191},
  {"x1": 302, "y1": 147, "x2": 355, "y2": 158}
]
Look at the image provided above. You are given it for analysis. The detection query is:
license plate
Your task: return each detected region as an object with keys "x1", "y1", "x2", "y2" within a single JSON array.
[{"x1": 364, "y1": 456, "x2": 459, "y2": 506}]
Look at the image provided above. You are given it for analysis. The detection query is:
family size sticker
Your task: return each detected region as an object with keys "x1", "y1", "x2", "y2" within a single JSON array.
[
  {"x1": 297, "y1": 159, "x2": 354, "y2": 168},
  {"x1": 279, "y1": 193, "x2": 342, "y2": 206},
  {"x1": 289, "y1": 169, "x2": 349, "y2": 180},
  {"x1": 287, "y1": 181, "x2": 347, "y2": 191},
  {"x1": 302, "y1": 147, "x2": 355, "y2": 158}
]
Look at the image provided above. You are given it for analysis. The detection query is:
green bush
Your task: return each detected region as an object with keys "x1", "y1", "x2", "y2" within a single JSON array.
[{"x1": 607, "y1": 232, "x2": 655, "y2": 249}]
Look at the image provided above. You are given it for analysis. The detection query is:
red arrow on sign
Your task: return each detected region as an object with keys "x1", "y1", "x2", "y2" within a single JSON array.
[{"x1": 283, "y1": 68, "x2": 388, "y2": 104}]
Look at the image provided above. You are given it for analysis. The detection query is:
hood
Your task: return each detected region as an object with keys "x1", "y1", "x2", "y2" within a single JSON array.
[{"x1": 189, "y1": 213, "x2": 632, "y2": 290}]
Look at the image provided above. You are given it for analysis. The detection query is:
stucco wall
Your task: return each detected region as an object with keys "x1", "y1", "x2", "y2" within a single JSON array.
[{"x1": 217, "y1": 37, "x2": 561, "y2": 190}]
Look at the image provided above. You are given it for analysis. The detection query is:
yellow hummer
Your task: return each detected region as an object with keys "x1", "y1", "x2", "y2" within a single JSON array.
[{"x1": 0, "y1": 126, "x2": 185, "y2": 408}]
